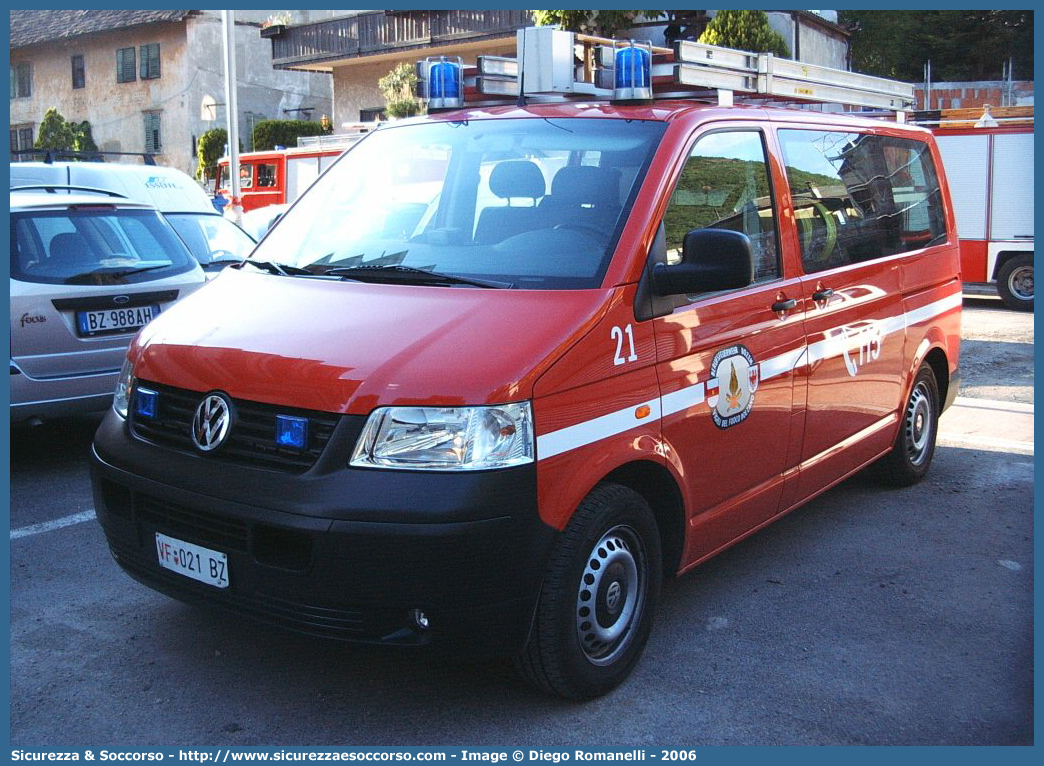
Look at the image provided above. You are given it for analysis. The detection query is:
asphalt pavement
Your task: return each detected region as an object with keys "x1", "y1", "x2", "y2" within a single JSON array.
[{"x1": 7, "y1": 296, "x2": 1033, "y2": 745}]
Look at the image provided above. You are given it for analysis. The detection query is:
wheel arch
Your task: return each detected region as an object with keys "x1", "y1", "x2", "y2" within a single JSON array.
[
  {"x1": 922, "y1": 347, "x2": 950, "y2": 414},
  {"x1": 601, "y1": 460, "x2": 686, "y2": 578},
  {"x1": 991, "y1": 248, "x2": 1034, "y2": 280}
]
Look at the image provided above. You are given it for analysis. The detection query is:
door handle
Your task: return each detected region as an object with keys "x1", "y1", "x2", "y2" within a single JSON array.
[
  {"x1": 772, "y1": 298, "x2": 798, "y2": 312},
  {"x1": 812, "y1": 288, "x2": 834, "y2": 302}
]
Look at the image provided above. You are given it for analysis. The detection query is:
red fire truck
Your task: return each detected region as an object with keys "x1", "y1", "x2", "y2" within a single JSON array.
[
  {"x1": 216, "y1": 129, "x2": 372, "y2": 212},
  {"x1": 926, "y1": 109, "x2": 1033, "y2": 310}
]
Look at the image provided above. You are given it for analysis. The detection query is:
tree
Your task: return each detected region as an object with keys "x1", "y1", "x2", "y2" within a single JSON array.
[
  {"x1": 72, "y1": 121, "x2": 97, "y2": 153},
  {"x1": 252, "y1": 119, "x2": 327, "y2": 151},
  {"x1": 34, "y1": 108, "x2": 76, "y2": 150},
  {"x1": 529, "y1": 10, "x2": 664, "y2": 38},
  {"x1": 841, "y1": 10, "x2": 1033, "y2": 81},
  {"x1": 698, "y1": 10, "x2": 789, "y2": 58},
  {"x1": 378, "y1": 62, "x2": 424, "y2": 119},
  {"x1": 197, "y1": 127, "x2": 228, "y2": 181}
]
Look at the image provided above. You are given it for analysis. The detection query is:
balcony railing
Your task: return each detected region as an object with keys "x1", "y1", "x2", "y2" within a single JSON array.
[{"x1": 271, "y1": 10, "x2": 530, "y2": 68}]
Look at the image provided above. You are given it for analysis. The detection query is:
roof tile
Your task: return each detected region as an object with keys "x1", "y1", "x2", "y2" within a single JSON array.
[{"x1": 10, "y1": 10, "x2": 192, "y2": 49}]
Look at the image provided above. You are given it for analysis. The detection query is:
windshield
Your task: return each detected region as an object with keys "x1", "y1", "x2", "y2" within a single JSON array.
[
  {"x1": 166, "y1": 213, "x2": 256, "y2": 267},
  {"x1": 11, "y1": 207, "x2": 197, "y2": 285},
  {"x1": 253, "y1": 117, "x2": 666, "y2": 289}
]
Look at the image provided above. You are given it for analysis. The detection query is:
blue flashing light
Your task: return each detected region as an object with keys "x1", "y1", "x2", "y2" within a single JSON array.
[
  {"x1": 275, "y1": 414, "x2": 309, "y2": 450},
  {"x1": 421, "y1": 56, "x2": 464, "y2": 110},
  {"x1": 614, "y1": 44, "x2": 653, "y2": 101},
  {"x1": 430, "y1": 60, "x2": 461, "y2": 100},
  {"x1": 136, "y1": 388, "x2": 159, "y2": 418}
]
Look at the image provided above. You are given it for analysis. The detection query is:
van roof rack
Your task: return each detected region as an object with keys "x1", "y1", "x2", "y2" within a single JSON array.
[
  {"x1": 10, "y1": 149, "x2": 158, "y2": 165},
  {"x1": 10, "y1": 184, "x2": 127, "y2": 198},
  {"x1": 417, "y1": 26, "x2": 915, "y2": 115}
]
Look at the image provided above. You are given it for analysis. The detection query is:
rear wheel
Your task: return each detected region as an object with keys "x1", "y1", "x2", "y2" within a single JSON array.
[
  {"x1": 879, "y1": 363, "x2": 940, "y2": 487},
  {"x1": 516, "y1": 483, "x2": 661, "y2": 700},
  {"x1": 997, "y1": 253, "x2": 1034, "y2": 311}
]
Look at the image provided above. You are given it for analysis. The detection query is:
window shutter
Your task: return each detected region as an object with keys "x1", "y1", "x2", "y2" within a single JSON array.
[
  {"x1": 144, "y1": 113, "x2": 161, "y2": 153},
  {"x1": 118, "y1": 48, "x2": 136, "y2": 83}
]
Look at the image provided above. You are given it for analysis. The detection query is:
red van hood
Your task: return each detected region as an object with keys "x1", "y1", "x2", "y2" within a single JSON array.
[{"x1": 132, "y1": 268, "x2": 610, "y2": 414}]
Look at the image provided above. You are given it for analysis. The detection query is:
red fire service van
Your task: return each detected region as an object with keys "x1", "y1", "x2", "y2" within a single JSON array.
[{"x1": 92, "y1": 30, "x2": 962, "y2": 700}]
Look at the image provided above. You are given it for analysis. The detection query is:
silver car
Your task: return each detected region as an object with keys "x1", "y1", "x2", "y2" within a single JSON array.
[{"x1": 10, "y1": 188, "x2": 205, "y2": 424}]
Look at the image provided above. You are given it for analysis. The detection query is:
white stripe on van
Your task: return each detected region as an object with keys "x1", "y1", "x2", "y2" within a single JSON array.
[{"x1": 535, "y1": 291, "x2": 960, "y2": 461}]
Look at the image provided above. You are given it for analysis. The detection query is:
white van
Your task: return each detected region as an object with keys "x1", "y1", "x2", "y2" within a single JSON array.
[{"x1": 10, "y1": 162, "x2": 256, "y2": 273}]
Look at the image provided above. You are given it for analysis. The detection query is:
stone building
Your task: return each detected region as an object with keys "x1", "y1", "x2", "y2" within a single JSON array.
[
  {"x1": 9, "y1": 10, "x2": 336, "y2": 176},
  {"x1": 262, "y1": 10, "x2": 851, "y2": 130}
]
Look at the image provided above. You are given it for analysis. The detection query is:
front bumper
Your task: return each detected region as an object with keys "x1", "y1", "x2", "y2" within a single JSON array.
[{"x1": 91, "y1": 410, "x2": 555, "y2": 652}]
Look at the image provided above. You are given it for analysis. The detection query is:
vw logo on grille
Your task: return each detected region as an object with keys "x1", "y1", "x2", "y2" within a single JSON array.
[{"x1": 191, "y1": 393, "x2": 232, "y2": 452}]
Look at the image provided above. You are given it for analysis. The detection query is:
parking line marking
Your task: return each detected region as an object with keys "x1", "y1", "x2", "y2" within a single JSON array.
[
  {"x1": 10, "y1": 509, "x2": 97, "y2": 540},
  {"x1": 937, "y1": 435, "x2": 1034, "y2": 456},
  {"x1": 952, "y1": 397, "x2": 1034, "y2": 414}
]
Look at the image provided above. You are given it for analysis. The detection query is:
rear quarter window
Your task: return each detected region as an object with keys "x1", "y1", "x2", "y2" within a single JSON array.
[{"x1": 779, "y1": 129, "x2": 947, "y2": 273}]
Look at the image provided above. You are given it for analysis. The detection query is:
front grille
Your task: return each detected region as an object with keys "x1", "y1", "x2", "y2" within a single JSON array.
[
  {"x1": 130, "y1": 380, "x2": 340, "y2": 472},
  {"x1": 137, "y1": 494, "x2": 250, "y2": 553},
  {"x1": 108, "y1": 543, "x2": 406, "y2": 642}
]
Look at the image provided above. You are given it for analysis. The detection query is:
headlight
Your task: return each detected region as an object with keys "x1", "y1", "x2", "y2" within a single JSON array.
[
  {"x1": 113, "y1": 357, "x2": 134, "y2": 418},
  {"x1": 350, "y1": 403, "x2": 534, "y2": 471}
]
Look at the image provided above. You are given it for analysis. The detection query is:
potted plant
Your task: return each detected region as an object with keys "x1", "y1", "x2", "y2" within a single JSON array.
[{"x1": 260, "y1": 12, "x2": 291, "y2": 38}]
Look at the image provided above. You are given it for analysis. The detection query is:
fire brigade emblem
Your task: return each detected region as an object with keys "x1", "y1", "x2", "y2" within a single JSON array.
[{"x1": 708, "y1": 345, "x2": 758, "y2": 429}]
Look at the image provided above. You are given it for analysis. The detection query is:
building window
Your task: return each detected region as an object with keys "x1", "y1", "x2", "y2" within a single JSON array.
[
  {"x1": 144, "y1": 112, "x2": 162, "y2": 153},
  {"x1": 10, "y1": 62, "x2": 32, "y2": 98},
  {"x1": 360, "y1": 107, "x2": 386, "y2": 122},
  {"x1": 71, "y1": 55, "x2": 85, "y2": 89},
  {"x1": 139, "y1": 43, "x2": 161, "y2": 80},
  {"x1": 11, "y1": 124, "x2": 34, "y2": 158},
  {"x1": 117, "y1": 47, "x2": 136, "y2": 83}
]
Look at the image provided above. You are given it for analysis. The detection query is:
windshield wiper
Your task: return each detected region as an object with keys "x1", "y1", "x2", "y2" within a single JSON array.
[
  {"x1": 322, "y1": 264, "x2": 512, "y2": 289},
  {"x1": 203, "y1": 257, "x2": 246, "y2": 271},
  {"x1": 233, "y1": 260, "x2": 313, "y2": 276},
  {"x1": 63, "y1": 265, "x2": 170, "y2": 284}
]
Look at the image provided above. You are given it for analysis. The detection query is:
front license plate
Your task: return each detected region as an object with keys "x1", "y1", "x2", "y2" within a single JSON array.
[
  {"x1": 155, "y1": 533, "x2": 229, "y2": 588},
  {"x1": 76, "y1": 304, "x2": 159, "y2": 337}
]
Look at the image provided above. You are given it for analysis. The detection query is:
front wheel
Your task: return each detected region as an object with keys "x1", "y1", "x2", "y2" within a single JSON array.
[
  {"x1": 997, "y1": 253, "x2": 1034, "y2": 311},
  {"x1": 879, "y1": 363, "x2": 940, "y2": 487},
  {"x1": 516, "y1": 483, "x2": 661, "y2": 700}
]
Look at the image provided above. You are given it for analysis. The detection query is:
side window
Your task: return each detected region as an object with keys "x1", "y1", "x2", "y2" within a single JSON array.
[
  {"x1": 239, "y1": 163, "x2": 254, "y2": 189},
  {"x1": 71, "y1": 55, "x2": 85, "y2": 89},
  {"x1": 779, "y1": 130, "x2": 947, "y2": 273},
  {"x1": 663, "y1": 130, "x2": 780, "y2": 284},
  {"x1": 257, "y1": 163, "x2": 278, "y2": 188}
]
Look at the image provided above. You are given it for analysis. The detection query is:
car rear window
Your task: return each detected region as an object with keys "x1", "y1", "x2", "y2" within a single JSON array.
[{"x1": 11, "y1": 207, "x2": 197, "y2": 285}]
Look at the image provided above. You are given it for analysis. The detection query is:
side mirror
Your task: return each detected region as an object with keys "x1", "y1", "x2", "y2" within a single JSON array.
[{"x1": 652, "y1": 228, "x2": 754, "y2": 296}]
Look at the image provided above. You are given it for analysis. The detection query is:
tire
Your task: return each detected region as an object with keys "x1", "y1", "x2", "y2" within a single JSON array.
[
  {"x1": 997, "y1": 253, "x2": 1034, "y2": 311},
  {"x1": 516, "y1": 483, "x2": 662, "y2": 700},
  {"x1": 879, "y1": 364, "x2": 940, "y2": 487}
]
